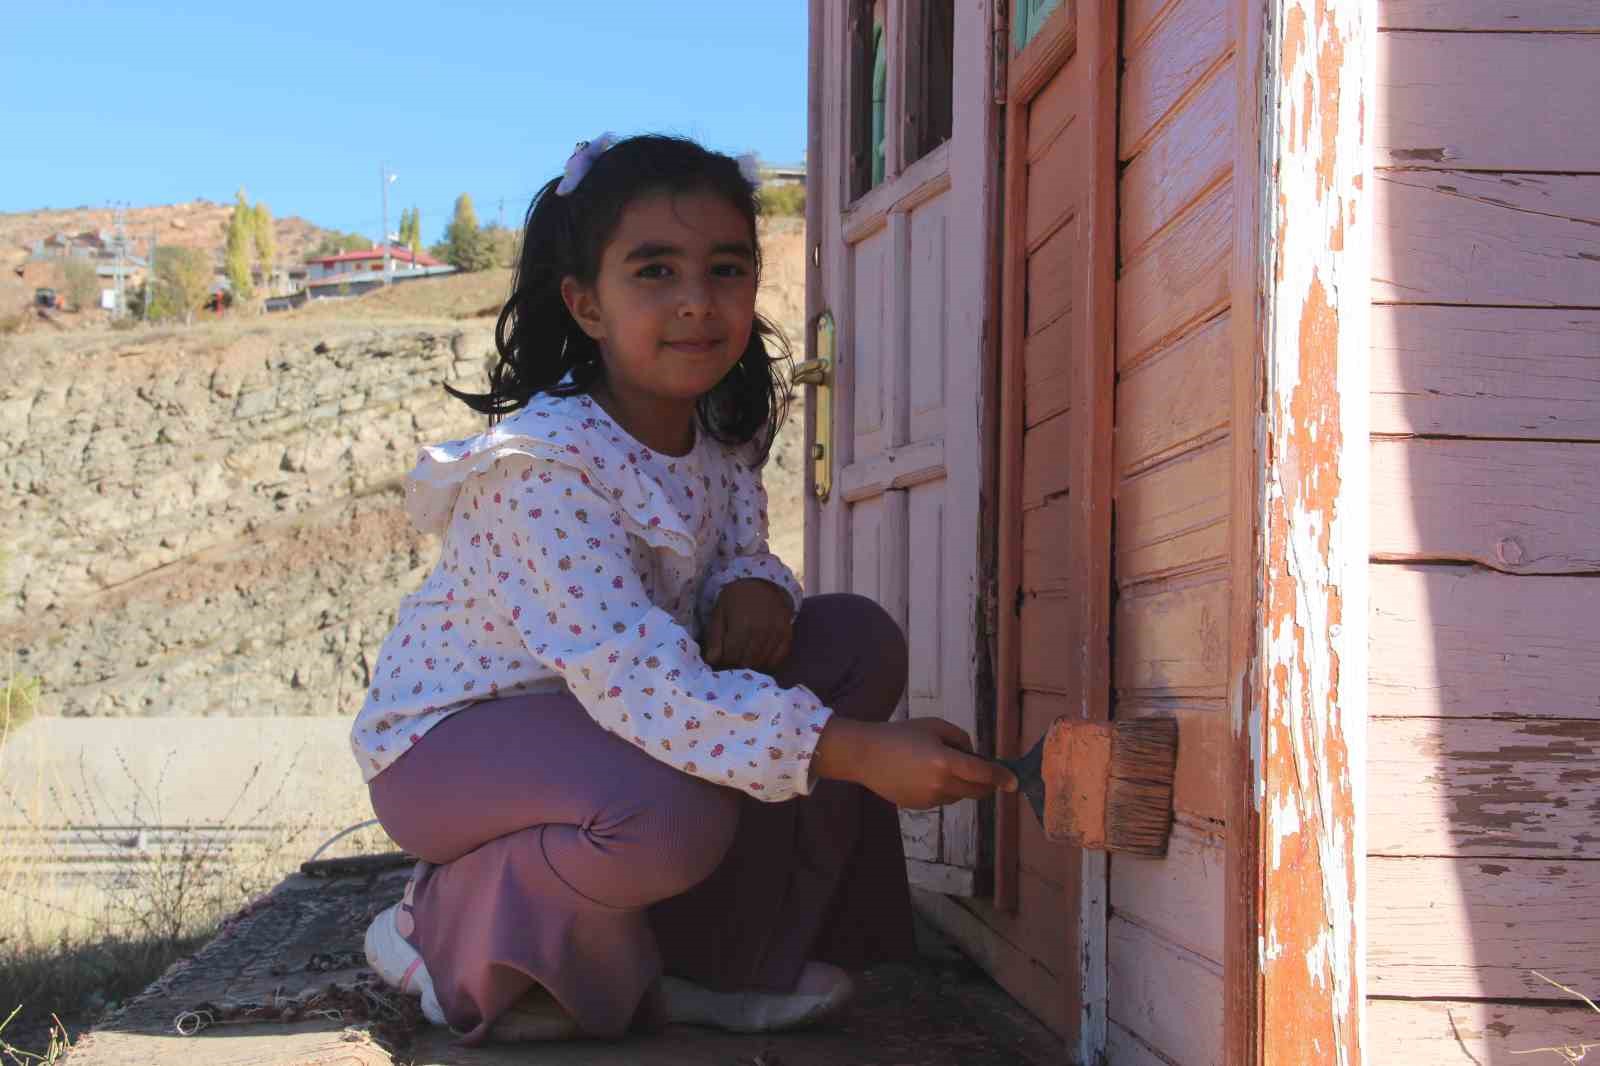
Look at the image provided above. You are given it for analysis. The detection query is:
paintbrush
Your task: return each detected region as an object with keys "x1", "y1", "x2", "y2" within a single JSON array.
[{"x1": 989, "y1": 717, "x2": 1179, "y2": 858}]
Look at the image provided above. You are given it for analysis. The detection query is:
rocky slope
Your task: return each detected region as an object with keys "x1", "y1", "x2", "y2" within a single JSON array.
[{"x1": 0, "y1": 221, "x2": 808, "y2": 719}]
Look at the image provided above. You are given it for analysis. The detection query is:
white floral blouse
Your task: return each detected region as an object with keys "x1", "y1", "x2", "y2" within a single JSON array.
[{"x1": 348, "y1": 391, "x2": 829, "y2": 801}]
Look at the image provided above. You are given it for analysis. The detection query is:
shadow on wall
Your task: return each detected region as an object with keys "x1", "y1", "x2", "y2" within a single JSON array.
[{"x1": 1368, "y1": 298, "x2": 1600, "y2": 1063}]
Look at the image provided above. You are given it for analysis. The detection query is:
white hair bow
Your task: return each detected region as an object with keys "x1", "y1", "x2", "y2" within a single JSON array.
[{"x1": 555, "y1": 133, "x2": 618, "y2": 196}]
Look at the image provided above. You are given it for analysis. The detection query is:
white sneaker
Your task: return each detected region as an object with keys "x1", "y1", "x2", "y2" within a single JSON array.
[
  {"x1": 655, "y1": 961, "x2": 855, "y2": 1033},
  {"x1": 364, "y1": 898, "x2": 446, "y2": 1025}
]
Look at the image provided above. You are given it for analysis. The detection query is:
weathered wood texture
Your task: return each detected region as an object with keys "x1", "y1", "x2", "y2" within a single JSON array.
[
  {"x1": 1224, "y1": 0, "x2": 1371, "y2": 1056},
  {"x1": 1370, "y1": 565, "x2": 1600, "y2": 720},
  {"x1": 1368, "y1": 716, "x2": 1600, "y2": 857},
  {"x1": 1377, "y1": 33, "x2": 1600, "y2": 170},
  {"x1": 1368, "y1": 856, "x2": 1600, "y2": 999},
  {"x1": 1117, "y1": 180, "x2": 1232, "y2": 365},
  {"x1": 1115, "y1": 577, "x2": 1229, "y2": 699},
  {"x1": 996, "y1": 0, "x2": 1117, "y2": 1051},
  {"x1": 1368, "y1": 998, "x2": 1600, "y2": 1063},
  {"x1": 1107, "y1": 917, "x2": 1225, "y2": 1065},
  {"x1": 1371, "y1": 438, "x2": 1600, "y2": 573},
  {"x1": 1379, "y1": 0, "x2": 1600, "y2": 31},
  {"x1": 1111, "y1": 0, "x2": 1238, "y2": 1056},
  {"x1": 1110, "y1": 821, "x2": 1226, "y2": 964},
  {"x1": 1370, "y1": 307, "x2": 1600, "y2": 440},
  {"x1": 1372, "y1": 171, "x2": 1600, "y2": 308},
  {"x1": 1119, "y1": 0, "x2": 1231, "y2": 160},
  {"x1": 1120, "y1": 62, "x2": 1234, "y2": 262}
]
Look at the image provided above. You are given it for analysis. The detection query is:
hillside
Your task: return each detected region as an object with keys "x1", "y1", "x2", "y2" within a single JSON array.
[
  {"x1": 0, "y1": 219, "x2": 809, "y2": 720},
  {"x1": 0, "y1": 201, "x2": 352, "y2": 325}
]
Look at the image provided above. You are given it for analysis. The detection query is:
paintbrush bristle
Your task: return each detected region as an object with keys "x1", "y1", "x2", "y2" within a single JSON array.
[{"x1": 1105, "y1": 717, "x2": 1179, "y2": 857}]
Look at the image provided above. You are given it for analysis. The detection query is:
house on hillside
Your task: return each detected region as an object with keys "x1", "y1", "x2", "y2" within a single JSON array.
[
  {"x1": 305, "y1": 246, "x2": 447, "y2": 282},
  {"x1": 799, "y1": 1, "x2": 1600, "y2": 1062}
]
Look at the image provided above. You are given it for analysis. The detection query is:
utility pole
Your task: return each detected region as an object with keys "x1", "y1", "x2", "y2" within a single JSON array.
[
  {"x1": 380, "y1": 163, "x2": 392, "y2": 286},
  {"x1": 497, "y1": 197, "x2": 505, "y2": 230},
  {"x1": 112, "y1": 203, "x2": 127, "y2": 318}
]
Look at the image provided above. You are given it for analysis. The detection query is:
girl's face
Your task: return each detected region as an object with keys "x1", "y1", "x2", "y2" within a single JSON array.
[{"x1": 561, "y1": 189, "x2": 758, "y2": 414}]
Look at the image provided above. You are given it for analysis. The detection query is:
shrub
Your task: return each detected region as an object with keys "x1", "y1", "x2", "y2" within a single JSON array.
[{"x1": 758, "y1": 183, "x2": 806, "y2": 218}]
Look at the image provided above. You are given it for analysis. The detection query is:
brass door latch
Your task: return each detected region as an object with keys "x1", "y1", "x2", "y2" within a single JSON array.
[{"x1": 790, "y1": 311, "x2": 835, "y2": 501}]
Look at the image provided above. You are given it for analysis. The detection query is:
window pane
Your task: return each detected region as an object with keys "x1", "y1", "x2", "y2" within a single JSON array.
[
  {"x1": 1013, "y1": 0, "x2": 1063, "y2": 53},
  {"x1": 905, "y1": 0, "x2": 954, "y2": 165}
]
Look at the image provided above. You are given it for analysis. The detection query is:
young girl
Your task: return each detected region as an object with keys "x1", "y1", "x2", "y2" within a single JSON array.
[{"x1": 351, "y1": 133, "x2": 1016, "y2": 1045}]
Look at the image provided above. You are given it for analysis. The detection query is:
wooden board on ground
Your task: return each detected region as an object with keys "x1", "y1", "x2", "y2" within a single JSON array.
[{"x1": 64, "y1": 863, "x2": 1067, "y2": 1066}]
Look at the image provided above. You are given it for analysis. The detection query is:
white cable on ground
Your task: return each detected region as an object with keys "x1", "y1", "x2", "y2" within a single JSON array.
[{"x1": 304, "y1": 818, "x2": 381, "y2": 865}]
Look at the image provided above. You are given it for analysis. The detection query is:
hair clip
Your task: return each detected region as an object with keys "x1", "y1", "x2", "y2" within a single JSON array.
[
  {"x1": 736, "y1": 152, "x2": 762, "y2": 187},
  {"x1": 555, "y1": 133, "x2": 618, "y2": 196}
]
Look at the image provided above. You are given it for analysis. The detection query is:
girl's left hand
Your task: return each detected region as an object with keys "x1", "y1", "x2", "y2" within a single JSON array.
[{"x1": 703, "y1": 579, "x2": 795, "y2": 673}]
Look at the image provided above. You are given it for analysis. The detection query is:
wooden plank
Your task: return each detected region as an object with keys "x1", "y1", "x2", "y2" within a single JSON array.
[
  {"x1": 1368, "y1": 998, "x2": 1600, "y2": 1064},
  {"x1": 1022, "y1": 494, "x2": 1073, "y2": 594},
  {"x1": 1120, "y1": 702, "x2": 1229, "y2": 824},
  {"x1": 1026, "y1": 215, "x2": 1076, "y2": 335},
  {"x1": 1117, "y1": 180, "x2": 1231, "y2": 365},
  {"x1": 1119, "y1": 0, "x2": 1232, "y2": 161},
  {"x1": 1115, "y1": 440, "x2": 1229, "y2": 586},
  {"x1": 1021, "y1": 409, "x2": 1073, "y2": 508},
  {"x1": 1372, "y1": 438, "x2": 1600, "y2": 573},
  {"x1": 1378, "y1": 33, "x2": 1600, "y2": 170},
  {"x1": 1024, "y1": 311, "x2": 1073, "y2": 428},
  {"x1": 1373, "y1": 171, "x2": 1600, "y2": 308},
  {"x1": 1119, "y1": 60, "x2": 1234, "y2": 262},
  {"x1": 1370, "y1": 565, "x2": 1600, "y2": 720},
  {"x1": 1370, "y1": 306, "x2": 1600, "y2": 440},
  {"x1": 1369, "y1": 716, "x2": 1600, "y2": 858},
  {"x1": 1116, "y1": 311, "x2": 1230, "y2": 463},
  {"x1": 1107, "y1": 917, "x2": 1224, "y2": 1066},
  {"x1": 1380, "y1": 0, "x2": 1600, "y2": 31},
  {"x1": 1110, "y1": 821, "x2": 1226, "y2": 965},
  {"x1": 1369, "y1": 855, "x2": 1600, "y2": 999},
  {"x1": 1026, "y1": 117, "x2": 1086, "y2": 248},
  {"x1": 1020, "y1": 592, "x2": 1079, "y2": 694},
  {"x1": 1113, "y1": 577, "x2": 1229, "y2": 697}
]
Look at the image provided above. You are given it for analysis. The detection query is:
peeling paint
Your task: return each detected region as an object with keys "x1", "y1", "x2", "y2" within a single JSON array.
[{"x1": 1243, "y1": 0, "x2": 1370, "y2": 1059}]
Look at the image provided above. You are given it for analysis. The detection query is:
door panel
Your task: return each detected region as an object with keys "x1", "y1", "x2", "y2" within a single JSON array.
[
  {"x1": 807, "y1": 0, "x2": 994, "y2": 895},
  {"x1": 992, "y1": 0, "x2": 1120, "y2": 1049}
]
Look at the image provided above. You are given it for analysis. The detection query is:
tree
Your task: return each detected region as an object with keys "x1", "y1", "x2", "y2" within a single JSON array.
[
  {"x1": 252, "y1": 202, "x2": 276, "y2": 293},
  {"x1": 311, "y1": 230, "x2": 372, "y2": 258},
  {"x1": 407, "y1": 209, "x2": 422, "y2": 260},
  {"x1": 60, "y1": 259, "x2": 100, "y2": 311},
  {"x1": 443, "y1": 194, "x2": 493, "y2": 272},
  {"x1": 149, "y1": 246, "x2": 213, "y2": 324},
  {"x1": 479, "y1": 224, "x2": 519, "y2": 269},
  {"x1": 224, "y1": 188, "x2": 254, "y2": 301}
]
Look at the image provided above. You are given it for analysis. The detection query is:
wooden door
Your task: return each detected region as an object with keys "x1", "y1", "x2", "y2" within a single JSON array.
[
  {"x1": 803, "y1": 0, "x2": 996, "y2": 896},
  {"x1": 991, "y1": 0, "x2": 1119, "y2": 1050}
]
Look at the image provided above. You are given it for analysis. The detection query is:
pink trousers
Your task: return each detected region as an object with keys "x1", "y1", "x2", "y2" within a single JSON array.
[{"x1": 368, "y1": 592, "x2": 917, "y2": 1043}]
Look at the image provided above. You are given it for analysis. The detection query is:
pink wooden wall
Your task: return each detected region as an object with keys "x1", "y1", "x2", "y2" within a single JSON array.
[
  {"x1": 1105, "y1": 0, "x2": 1235, "y2": 1058},
  {"x1": 1365, "y1": 2, "x2": 1600, "y2": 1061}
]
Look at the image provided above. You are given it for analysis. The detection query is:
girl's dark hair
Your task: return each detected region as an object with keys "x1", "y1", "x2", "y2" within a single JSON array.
[{"x1": 445, "y1": 134, "x2": 792, "y2": 463}]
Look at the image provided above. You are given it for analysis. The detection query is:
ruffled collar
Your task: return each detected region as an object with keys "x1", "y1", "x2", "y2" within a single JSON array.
[{"x1": 403, "y1": 391, "x2": 707, "y2": 556}]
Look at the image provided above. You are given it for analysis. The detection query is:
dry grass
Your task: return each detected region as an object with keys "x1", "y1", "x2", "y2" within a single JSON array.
[{"x1": 0, "y1": 698, "x2": 394, "y2": 1060}]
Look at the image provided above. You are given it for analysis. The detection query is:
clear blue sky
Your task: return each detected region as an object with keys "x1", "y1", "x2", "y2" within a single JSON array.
[{"x1": 0, "y1": 1, "x2": 808, "y2": 244}]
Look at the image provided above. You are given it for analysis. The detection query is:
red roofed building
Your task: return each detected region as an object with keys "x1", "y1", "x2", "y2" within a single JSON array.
[{"x1": 305, "y1": 246, "x2": 444, "y2": 282}]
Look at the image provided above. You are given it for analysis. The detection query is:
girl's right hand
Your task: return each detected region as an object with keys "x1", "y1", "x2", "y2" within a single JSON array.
[{"x1": 813, "y1": 717, "x2": 1018, "y2": 810}]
